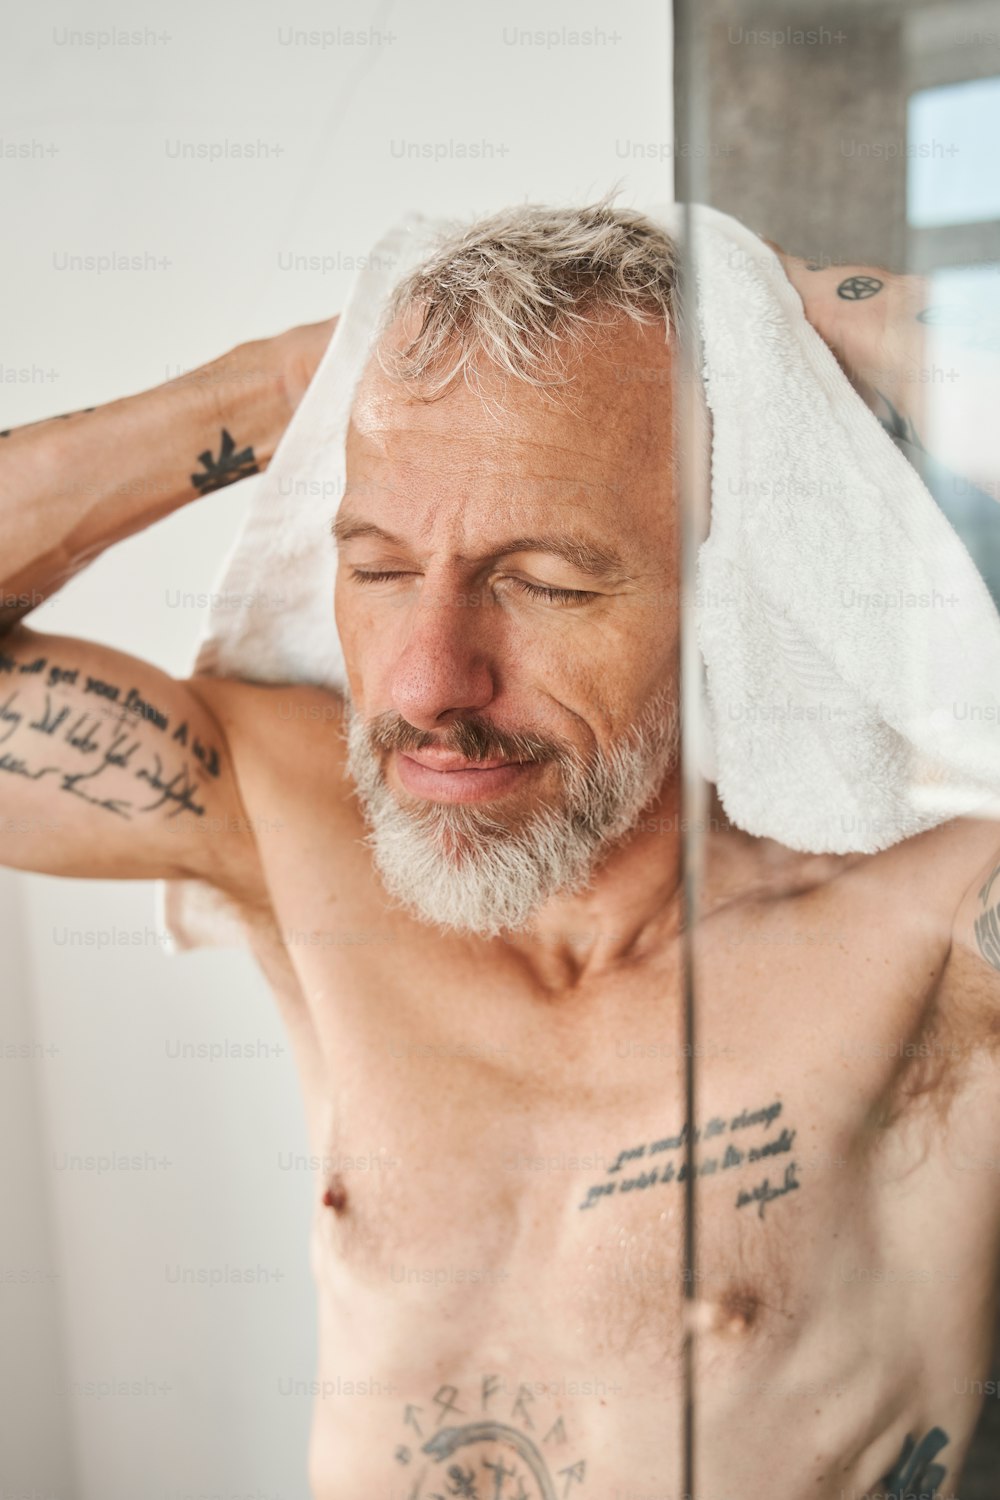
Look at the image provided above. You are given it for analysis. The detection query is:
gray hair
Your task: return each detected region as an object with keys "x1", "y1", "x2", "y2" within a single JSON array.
[{"x1": 375, "y1": 193, "x2": 680, "y2": 402}]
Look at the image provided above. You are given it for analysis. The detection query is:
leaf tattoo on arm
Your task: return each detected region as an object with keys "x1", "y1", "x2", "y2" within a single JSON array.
[{"x1": 191, "y1": 428, "x2": 258, "y2": 494}]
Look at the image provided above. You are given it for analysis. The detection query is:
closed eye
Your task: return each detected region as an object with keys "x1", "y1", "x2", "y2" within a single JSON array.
[
  {"x1": 349, "y1": 569, "x2": 416, "y2": 584},
  {"x1": 507, "y1": 579, "x2": 594, "y2": 605},
  {"x1": 348, "y1": 569, "x2": 595, "y2": 605}
]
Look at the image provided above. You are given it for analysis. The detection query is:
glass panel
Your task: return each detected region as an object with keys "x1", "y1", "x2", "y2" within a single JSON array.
[
  {"x1": 908, "y1": 78, "x2": 1000, "y2": 228},
  {"x1": 673, "y1": 3, "x2": 1000, "y2": 1497}
]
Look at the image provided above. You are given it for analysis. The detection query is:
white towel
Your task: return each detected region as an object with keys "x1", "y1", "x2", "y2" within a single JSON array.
[{"x1": 157, "y1": 202, "x2": 1000, "y2": 954}]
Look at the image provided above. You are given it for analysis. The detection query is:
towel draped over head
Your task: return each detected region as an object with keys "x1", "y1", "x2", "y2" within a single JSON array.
[{"x1": 157, "y1": 203, "x2": 1000, "y2": 953}]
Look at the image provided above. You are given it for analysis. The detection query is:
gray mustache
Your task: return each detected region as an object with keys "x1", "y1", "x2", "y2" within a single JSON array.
[{"x1": 365, "y1": 710, "x2": 565, "y2": 767}]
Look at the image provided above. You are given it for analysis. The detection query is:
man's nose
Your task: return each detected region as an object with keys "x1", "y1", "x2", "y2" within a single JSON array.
[{"x1": 387, "y1": 585, "x2": 496, "y2": 729}]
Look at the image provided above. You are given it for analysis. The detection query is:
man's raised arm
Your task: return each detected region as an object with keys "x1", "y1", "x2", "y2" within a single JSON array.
[
  {"x1": 0, "y1": 319, "x2": 334, "y2": 631},
  {"x1": 774, "y1": 248, "x2": 998, "y2": 497},
  {"x1": 0, "y1": 318, "x2": 336, "y2": 892}
]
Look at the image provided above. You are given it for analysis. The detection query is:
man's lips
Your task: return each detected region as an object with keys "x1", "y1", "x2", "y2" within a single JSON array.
[
  {"x1": 402, "y1": 747, "x2": 518, "y2": 772},
  {"x1": 393, "y1": 747, "x2": 538, "y2": 803}
]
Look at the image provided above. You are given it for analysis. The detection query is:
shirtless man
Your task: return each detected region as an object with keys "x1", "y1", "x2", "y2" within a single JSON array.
[{"x1": 2, "y1": 202, "x2": 999, "y2": 1500}]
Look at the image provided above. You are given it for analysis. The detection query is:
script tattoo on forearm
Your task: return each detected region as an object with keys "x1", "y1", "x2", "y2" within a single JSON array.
[
  {"x1": 191, "y1": 427, "x2": 258, "y2": 494},
  {"x1": 876, "y1": 1425, "x2": 949, "y2": 1499},
  {"x1": 0, "y1": 651, "x2": 220, "y2": 820},
  {"x1": 393, "y1": 1372, "x2": 588, "y2": 1497},
  {"x1": 973, "y1": 859, "x2": 1000, "y2": 971},
  {"x1": 578, "y1": 1098, "x2": 799, "y2": 1218}
]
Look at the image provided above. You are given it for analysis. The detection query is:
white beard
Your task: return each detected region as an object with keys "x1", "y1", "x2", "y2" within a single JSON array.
[{"x1": 343, "y1": 687, "x2": 680, "y2": 939}]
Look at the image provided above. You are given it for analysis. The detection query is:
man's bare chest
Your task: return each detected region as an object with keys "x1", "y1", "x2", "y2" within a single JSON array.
[{"x1": 237, "y1": 869, "x2": 957, "y2": 1375}]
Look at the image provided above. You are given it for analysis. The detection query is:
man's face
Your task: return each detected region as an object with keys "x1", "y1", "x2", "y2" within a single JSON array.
[{"x1": 334, "y1": 308, "x2": 680, "y2": 936}]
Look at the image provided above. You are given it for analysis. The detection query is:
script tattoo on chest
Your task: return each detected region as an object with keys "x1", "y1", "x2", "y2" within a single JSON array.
[
  {"x1": 0, "y1": 651, "x2": 220, "y2": 820},
  {"x1": 578, "y1": 1097, "x2": 799, "y2": 1218},
  {"x1": 393, "y1": 1373, "x2": 588, "y2": 1498}
]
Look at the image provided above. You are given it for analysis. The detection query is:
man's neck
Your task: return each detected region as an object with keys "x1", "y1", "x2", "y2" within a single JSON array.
[{"x1": 493, "y1": 773, "x2": 685, "y2": 994}]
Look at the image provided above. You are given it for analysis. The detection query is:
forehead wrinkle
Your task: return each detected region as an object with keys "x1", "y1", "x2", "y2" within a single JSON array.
[
  {"x1": 341, "y1": 466, "x2": 624, "y2": 504},
  {"x1": 349, "y1": 420, "x2": 629, "y2": 473},
  {"x1": 343, "y1": 430, "x2": 633, "y2": 516},
  {"x1": 348, "y1": 369, "x2": 663, "y2": 460}
]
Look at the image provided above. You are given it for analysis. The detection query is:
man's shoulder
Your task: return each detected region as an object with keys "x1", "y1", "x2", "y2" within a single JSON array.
[
  {"x1": 710, "y1": 809, "x2": 999, "y2": 953},
  {"x1": 859, "y1": 813, "x2": 1000, "y2": 923},
  {"x1": 851, "y1": 814, "x2": 1000, "y2": 1041},
  {"x1": 185, "y1": 673, "x2": 354, "y2": 798},
  {"x1": 184, "y1": 674, "x2": 349, "y2": 750},
  {"x1": 180, "y1": 673, "x2": 361, "y2": 878},
  {"x1": 722, "y1": 816, "x2": 1000, "y2": 1064}
]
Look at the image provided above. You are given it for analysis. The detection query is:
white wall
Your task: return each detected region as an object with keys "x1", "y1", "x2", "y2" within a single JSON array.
[
  {"x1": 1, "y1": 1, "x2": 674, "y2": 1495},
  {"x1": 0, "y1": 867, "x2": 76, "y2": 1496}
]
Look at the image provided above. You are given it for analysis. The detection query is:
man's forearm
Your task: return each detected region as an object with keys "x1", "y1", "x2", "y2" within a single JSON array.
[
  {"x1": 0, "y1": 338, "x2": 297, "y2": 632},
  {"x1": 777, "y1": 252, "x2": 999, "y2": 495}
]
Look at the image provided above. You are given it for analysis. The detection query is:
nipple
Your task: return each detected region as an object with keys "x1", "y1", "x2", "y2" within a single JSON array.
[
  {"x1": 684, "y1": 1283, "x2": 760, "y2": 1337},
  {"x1": 322, "y1": 1173, "x2": 348, "y2": 1213},
  {"x1": 716, "y1": 1284, "x2": 760, "y2": 1334}
]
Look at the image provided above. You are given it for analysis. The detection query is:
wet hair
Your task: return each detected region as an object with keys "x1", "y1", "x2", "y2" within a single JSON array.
[{"x1": 375, "y1": 191, "x2": 679, "y2": 403}]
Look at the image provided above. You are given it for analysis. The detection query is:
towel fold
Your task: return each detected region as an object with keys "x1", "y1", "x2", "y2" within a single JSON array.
[{"x1": 157, "y1": 202, "x2": 1000, "y2": 954}]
